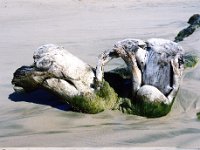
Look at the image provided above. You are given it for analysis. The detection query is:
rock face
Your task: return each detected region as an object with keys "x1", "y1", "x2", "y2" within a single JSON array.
[
  {"x1": 174, "y1": 14, "x2": 200, "y2": 42},
  {"x1": 96, "y1": 38, "x2": 184, "y2": 105}
]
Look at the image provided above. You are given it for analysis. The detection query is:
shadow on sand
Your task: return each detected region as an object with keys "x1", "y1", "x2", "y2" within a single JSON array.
[{"x1": 9, "y1": 88, "x2": 72, "y2": 111}]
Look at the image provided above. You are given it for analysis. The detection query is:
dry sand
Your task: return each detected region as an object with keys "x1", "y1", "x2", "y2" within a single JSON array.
[{"x1": 0, "y1": 0, "x2": 200, "y2": 148}]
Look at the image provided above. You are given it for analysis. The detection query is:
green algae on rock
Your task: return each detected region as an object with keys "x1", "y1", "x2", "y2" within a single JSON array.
[
  {"x1": 96, "y1": 38, "x2": 184, "y2": 118},
  {"x1": 197, "y1": 112, "x2": 200, "y2": 120},
  {"x1": 132, "y1": 99, "x2": 173, "y2": 118},
  {"x1": 184, "y1": 54, "x2": 199, "y2": 68},
  {"x1": 69, "y1": 81, "x2": 118, "y2": 114},
  {"x1": 174, "y1": 14, "x2": 200, "y2": 42},
  {"x1": 118, "y1": 97, "x2": 173, "y2": 118},
  {"x1": 12, "y1": 39, "x2": 187, "y2": 118}
]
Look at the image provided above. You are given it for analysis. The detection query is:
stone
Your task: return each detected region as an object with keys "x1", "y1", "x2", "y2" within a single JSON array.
[
  {"x1": 96, "y1": 38, "x2": 184, "y2": 105},
  {"x1": 174, "y1": 14, "x2": 200, "y2": 42},
  {"x1": 12, "y1": 44, "x2": 118, "y2": 114}
]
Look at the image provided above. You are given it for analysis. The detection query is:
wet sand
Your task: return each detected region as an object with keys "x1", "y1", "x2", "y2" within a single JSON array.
[{"x1": 0, "y1": 0, "x2": 200, "y2": 148}]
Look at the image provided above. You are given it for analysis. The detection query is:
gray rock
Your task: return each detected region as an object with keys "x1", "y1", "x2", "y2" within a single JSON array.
[{"x1": 96, "y1": 38, "x2": 184, "y2": 105}]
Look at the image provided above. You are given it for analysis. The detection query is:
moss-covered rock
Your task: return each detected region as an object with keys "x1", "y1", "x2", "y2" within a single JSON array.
[
  {"x1": 174, "y1": 26, "x2": 197, "y2": 42},
  {"x1": 184, "y1": 54, "x2": 199, "y2": 68},
  {"x1": 134, "y1": 100, "x2": 173, "y2": 118},
  {"x1": 197, "y1": 112, "x2": 200, "y2": 120},
  {"x1": 118, "y1": 97, "x2": 173, "y2": 118},
  {"x1": 174, "y1": 14, "x2": 200, "y2": 42},
  {"x1": 66, "y1": 81, "x2": 118, "y2": 114}
]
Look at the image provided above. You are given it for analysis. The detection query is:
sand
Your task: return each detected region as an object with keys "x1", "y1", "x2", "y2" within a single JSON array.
[{"x1": 0, "y1": 0, "x2": 200, "y2": 148}]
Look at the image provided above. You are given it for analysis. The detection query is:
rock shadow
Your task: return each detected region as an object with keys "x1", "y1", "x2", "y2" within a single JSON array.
[
  {"x1": 9, "y1": 88, "x2": 72, "y2": 111},
  {"x1": 8, "y1": 72, "x2": 132, "y2": 112}
]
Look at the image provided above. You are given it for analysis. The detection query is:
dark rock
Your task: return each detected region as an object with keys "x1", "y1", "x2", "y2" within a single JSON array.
[{"x1": 175, "y1": 14, "x2": 200, "y2": 42}]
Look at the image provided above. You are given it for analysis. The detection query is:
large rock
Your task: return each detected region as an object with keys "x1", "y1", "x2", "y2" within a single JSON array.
[
  {"x1": 96, "y1": 38, "x2": 184, "y2": 105},
  {"x1": 12, "y1": 14, "x2": 200, "y2": 117},
  {"x1": 12, "y1": 44, "x2": 118, "y2": 114}
]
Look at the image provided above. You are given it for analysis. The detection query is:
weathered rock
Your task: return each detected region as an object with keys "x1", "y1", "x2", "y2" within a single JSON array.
[
  {"x1": 12, "y1": 41, "x2": 199, "y2": 117},
  {"x1": 95, "y1": 38, "x2": 185, "y2": 117},
  {"x1": 11, "y1": 14, "x2": 200, "y2": 117},
  {"x1": 12, "y1": 39, "x2": 185, "y2": 117},
  {"x1": 12, "y1": 44, "x2": 119, "y2": 114},
  {"x1": 174, "y1": 14, "x2": 200, "y2": 42},
  {"x1": 96, "y1": 38, "x2": 184, "y2": 104},
  {"x1": 33, "y1": 44, "x2": 95, "y2": 94},
  {"x1": 12, "y1": 14, "x2": 200, "y2": 117}
]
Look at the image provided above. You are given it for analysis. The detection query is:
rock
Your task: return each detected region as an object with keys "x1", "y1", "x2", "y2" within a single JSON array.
[
  {"x1": 174, "y1": 14, "x2": 200, "y2": 42},
  {"x1": 12, "y1": 44, "x2": 118, "y2": 114},
  {"x1": 12, "y1": 39, "x2": 197, "y2": 117},
  {"x1": 12, "y1": 39, "x2": 198, "y2": 117},
  {"x1": 197, "y1": 112, "x2": 200, "y2": 120},
  {"x1": 96, "y1": 38, "x2": 184, "y2": 104},
  {"x1": 96, "y1": 38, "x2": 185, "y2": 117},
  {"x1": 188, "y1": 14, "x2": 200, "y2": 25},
  {"x1": 11, "y1": 15, "x2": 200, "y2": 117},
  {"x1": 137, "y1": 85, "x2": 169, "y2": 104},
  {"x1": 184, "y1": 53, "x2": 199, "y2": 68},
  {"x1": 33, "y1": 44, "x2": 95, "y2": 94}
]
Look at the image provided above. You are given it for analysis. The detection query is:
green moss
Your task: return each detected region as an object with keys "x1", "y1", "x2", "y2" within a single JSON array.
[
  {"x1": 197, "y1": 112, "x2": 200, "y2": 120},
  {"x1": 66, "y1": 81, "x2": 118, "y2": 114},
  {"x1": 118, "y1": 97, "x2": 173, "y2": 118},
  {"x1": 66, "y1": 81, "x2": 173, "y2": 117},
  {"x1": 134, "y1": 100, "x2": 172, "y2": 118},
  {"x1": 184, "y1": 54, "x2": 199, "y2": 68},
  {"x1": 61, "y1": 79, "x2": 173, "y2": 117},
  {"x1": 118, "y1": 98, "x2": 134, "y2": 114}
]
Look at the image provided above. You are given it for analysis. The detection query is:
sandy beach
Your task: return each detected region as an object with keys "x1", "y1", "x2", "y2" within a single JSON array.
[{"x1": 0, "y1": 0, "x2": 200, "y2": 148}]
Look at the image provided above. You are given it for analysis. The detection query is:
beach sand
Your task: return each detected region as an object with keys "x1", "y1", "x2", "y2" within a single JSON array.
[{"x1": 0, "y1": 0, "x2": 200, "y2": 148}]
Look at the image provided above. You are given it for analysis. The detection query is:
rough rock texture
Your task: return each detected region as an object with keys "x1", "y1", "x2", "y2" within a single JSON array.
[
  {"x1": 33, "y1": 44, "x2": 95, "y2": 94},
  {"x1": 96, "y1": 38, "x2": 184, "y2": 105},
  {"x1": 12, "y1": 45, "x2": 118, "y2": 114},
  {"x1": 11, "y1": 39, "x2": 187, "y2": 117},
  {"x1": 12, "y1": 40, "x2": 199, "y2": 117}
]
